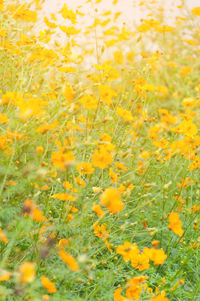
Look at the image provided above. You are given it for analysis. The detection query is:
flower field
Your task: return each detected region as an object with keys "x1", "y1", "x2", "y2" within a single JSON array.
[{"x1": 0, "y1": 0, "x2": 200, "y2": 300}]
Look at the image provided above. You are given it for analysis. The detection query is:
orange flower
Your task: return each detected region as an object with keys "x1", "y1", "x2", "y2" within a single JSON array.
[
  {"x1": 98, "y1": 84, "x2": 117, "y2": 105},
  {"x1": 36, "y1": 121, "x2": 59, "y2": 134},
  {"x1": 116, "y1": 106, "x2": 134, "y2": 122},
  {"x1": 41, "y1": 276, "x2": 56, "y2": 293},
  {"x1": 0, "y1": 270, "x2": 11, "y2": 282},
  {"x1": 51, "y1": 149, "x2": 75, "y2": 170},
  {"x1": 151, "y1": 291, "x2": 169, "y2": 301},
  {"x1": 116, "y1": 242, "x2": 139, "y2": 262},
  {"x1": 126, "y1": 276, "x2": 148, "y2": 300},
  {"x1": 78, "y1": 95, "x2": 98, "y2": 110},
  {"x1": 93, "y1": 223, "x2": 109, "y2": 240},
  {"x1": 144, "y1": 248, "x2": 167, "y2": 265},
  {"x1": 100, "y1": 187, "x2": 123, "y2": 214},
  {"x1": 114, "y1": 288, "x2": 127, "y2": 301},
  {"x1": 63, "y1": 83, "x2": 75, "y2": 103},
  {"x1": 23, "y1": 199, "x2": 45, "y2": 222},
  {"x1": 18, "y1": 262, "x2": 35, "y2": 284},
  {"x1": 58, "y1": 249, "x2": 79, "y2": 271},
  {"x1": 168, "y1": 211, "x2": 184, "y2": 236},
  {"x1": 92, "y1": 203, "x2": 105, "y2": 217},
  {"x1": 77, "y1": 162, "x2": 94, "y2": 175},
  {"x1": 0, "y1": 229, "x2": 8, "y2": 243},
  {"x1": 152, "y1": 240, "x2": 159, "y2": 247},
  {"x1": 75, "y1": 177, "x2": 86, "y2": 188},
  {"x1": 92, "y1": 149, "x2": 113, "y2": 169},
  {"x1": 115, "y1": 162, "x2": 128, "y2": 171},
  {"x1": 51, "y1": 193, "x2": 75, "y2": 201},
  {"x1": 135, "y1": 252, "x2": 150, "y2": 271},
  {"x1": 36, "y1": 146, "x2": 44, "y2": 155}
]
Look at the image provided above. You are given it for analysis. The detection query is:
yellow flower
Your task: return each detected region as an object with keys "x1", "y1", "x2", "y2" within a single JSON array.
[
  {"x1": 75, "y1": 177, "x2": 86, "y2": 188},
  {"x1": 36, "y1": 146, "x2": 44, "y2": 155},
  {"x1": 92, "y1": 203, "x2": 105, "y2": 217},
  {"x1": 51, "y1": 149, "x2": 75, "y2": 170},
  {"x1": 78, "y1": 95, "x2": 98, "y2": 110},
  {"x1": 100, "y1": 187, "x2": 123, "y2": 214},
  {"x1": 0, "y1": 229, "x2": 8, "y2": 243},
  {"x1": 192, "y1": 7, "x2": 200, "y2": 16},
  {"x1": 18, "y1": 262, "x2": 35, "y2": 284},
  {"x1": 116, "y1": 106, "x2": 134, "y2": 122},
  {"x1": 63, "y1": 83, "x2": 75, "y2": 103},
  {"x1": 59, "y1": 4, "x2": 77, "y2": 23},
  {"x1": 51, "y1": 193, "x2": 75, "y2": 202},
  {"x1": 0, "y1": 113, "x2": 8, "y2": 124},
  {"x1": 0, "y1": 270, "x2": 11, "y2": 282},
  {"x1": 98, "y1": 84, "x2": 117, "y2": 105},
  {"x1": 92, "y1": 150, "x2": 113, "y2": 169},
  {"x1": 77, "y1": 162, "x2": 94, "y2": 175}
]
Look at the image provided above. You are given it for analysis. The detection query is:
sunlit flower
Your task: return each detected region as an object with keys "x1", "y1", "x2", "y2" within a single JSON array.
[
  {"x1": 100, "y1": 187, "x2": 123, "y2": 214},
  {"x1": 18, "y1": 262, "x2": 35, "y2": 284}
]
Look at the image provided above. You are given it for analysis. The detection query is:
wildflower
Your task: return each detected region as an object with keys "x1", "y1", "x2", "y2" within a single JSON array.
[
  {"x1": 51, "y1": 149, "x2": 75, "y2": 170},
  {"x1": 44, "y1": 16, "x2": 57, "y2": 29},
  {"x1": 36, "y1": 121, "x2": 59, "y2": 134},
  {"x1": 0, "y1": 229, "x2": 8, "y2": 243},
  {"x1": 109, "y1": 168, "x2": 119, "y2": 183},
  {"x1": 192, "y1": 7, "x2": 200, "y2": 16},
  {"x1": 18, "y1": 262, "x2": 35, "y2": 284},
  {"x1": 100, "y1": 188, "x2": 123, "y2": 214},
  {"x1": 58, "y1": 249, "x2": 79, "y2": 271},
  {"x1": 115, "y1": 162, "x2": 128, "y2": 171},
  {"x1": 151, "y1": 291, "x2": 169, "y2": 300},
  {"x1": 116, "y1": 241, "x2": 140, "y2": 262},
  {"x1": 77, "y1": 162, "x2": 94, "y2": 175},
  {"x1": 93, "y1": 223, "x2": 113, "y2": 252},
  {"x1": 0, "y1": 113, "x2": 8, "y2": 124},
  {"x1": 0, "y1": 270, "x2": 11, "y2": 282},
  {"x1": 75, "y1": 177, "x2": 86, "y2": 188},
  {"x1": 41, "y1": 276, "x2": 56, "y2": 293},
  {"x1": 152, "y1": 240, "x2": 160, "y2": 247},
  {"x1": 148, "y1": 248, "x2": 167, "y2": 265},
  {"x1": 92, "y1": 149, "x2": 113, "y2": 169},
  {"x1": 98, "y1": 84, "x2": 117, "y2": 105},
  {"x1": 59, "y1": 3, "x2": 77, "y2": 23},
  {"x1": 23, "y1": 199, "x2": 45, "y2": 222},
  {"x1": 11, "y1": 5, "x2": 37, "y2": 23},
  {"x1": 126, "y1": 276, "x2": 148, "y2": 300},
  {"x1": 93, "y1": 223, "x2": 109, "y2": 240},
  {"x1": 168, "y1": 211, "x2": 184, "y2": 236},
  {"x1": 114, "y1": 287, "x2": 127, "y2": 301},
  {"x1": 51, "y1": 193, "x2": 75, "y2": 201},
  {"x1": 180, "y1": 66, "x2": 192, "y2": 78},
  {"x1": 63, "y1": 181, "x2": 73, "y2": 190},
  {"x1": 63, "y1": 83, "x2": 75, "y2": 103},
  {"x1": 114, "y1": 50, "x2": 123, "y2": 65},
  {"x1": 36, "y1": 146, "x2": 44, "y2": 155},
  {"x1": 99, "y1": 133, "x2": 112, "y2": 142},
  {"x1": 116, "y1": 106, "x2": 134, "y2": 122},
  {"x1": 92, "y1": 203, "x2": 104, "y2": 217},
  {"x1": 78, "y1": 95, "x2": 98, "y2": 110},
  {"x1": 132, "y1": 252, "x2": 150, "y2": 271}
]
